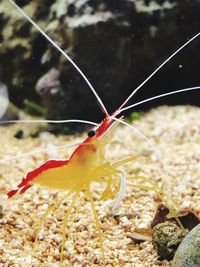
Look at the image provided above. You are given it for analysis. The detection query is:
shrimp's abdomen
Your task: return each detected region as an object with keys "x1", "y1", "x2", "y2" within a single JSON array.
[
  {"x1": 7, "y1": 159, "x2": 69, "y2": 198},
  {"x1": 33, "y1": 161, "x2": 85, "y2": 191}
]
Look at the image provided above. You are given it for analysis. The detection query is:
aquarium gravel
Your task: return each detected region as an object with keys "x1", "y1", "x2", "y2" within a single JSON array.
[{"x1": 0, "y1": 105, "x2": 200, "y2": 266}]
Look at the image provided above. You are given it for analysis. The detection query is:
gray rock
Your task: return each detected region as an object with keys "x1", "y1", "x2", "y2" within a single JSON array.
[
  {"x1": 0, "y1": 82, "x2": 9, "y2": 119},
  {"x1": 172, "y1": 224, "x2": 200, "y2": 267}
]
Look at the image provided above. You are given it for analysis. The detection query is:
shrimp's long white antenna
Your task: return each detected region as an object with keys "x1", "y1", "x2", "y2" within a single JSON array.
[
  {"x1": 0, "y1": 141, "x2": 94, "y2": 164},
  {"x1": 9, "y1": 0, "x2": 108, "y2": 116},
  {"x1": 0, "y1": 119, "x2": 98, "y2": 163},
  {"x1": 0, "y1": 119, "x2": 98, "y2": 126},
  {"x1": 118, "y1": 32, "x2": 200, "y2": 111},
  {"x1": 119, "y1": 86, "x2": 200, "y2": 113}
]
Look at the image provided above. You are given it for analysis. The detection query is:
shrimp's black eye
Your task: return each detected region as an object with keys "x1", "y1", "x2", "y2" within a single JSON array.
[{"x1": 87, "y1": 130, "x2": 96, "y2": 137}]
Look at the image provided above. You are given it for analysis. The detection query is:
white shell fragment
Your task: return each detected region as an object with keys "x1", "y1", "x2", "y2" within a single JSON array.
[
  {"x1": 172, "y1": 224, "x2": 200, "y2": 267},
  {"x1": 0, "y1": 82, "x2": 9, "y2": 119}
]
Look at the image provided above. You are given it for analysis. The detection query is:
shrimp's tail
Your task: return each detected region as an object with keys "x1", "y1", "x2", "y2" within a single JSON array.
[
  {"x1": 7, "y1": 184, "x2": 32, "y2": 198},
  {"x1": 7, "y1": 159, "x2": 69, "y2": 198}
]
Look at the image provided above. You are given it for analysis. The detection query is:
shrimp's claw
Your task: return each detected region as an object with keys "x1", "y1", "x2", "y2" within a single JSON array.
[{"x1": 7, "y1": 159, "x2": 69, "y2": 198}]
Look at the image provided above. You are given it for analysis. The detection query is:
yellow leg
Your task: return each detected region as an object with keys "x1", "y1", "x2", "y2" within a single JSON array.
[
  {"x1": 131, "y1": 175, "x2": 179, "y2": 207},
  {"x1": 94, "y1": 155, "x2": 136, "y2": 179},
  {"x1": 100, "y1": 176, "x2": 117, "y2": 200},
  {"x1": 94, "y1": 157, "x2": 136, "y2": 202},
  {"x1": 32, "y1": 191, "x2": 72, "y2": 255},
  {"x1": 60, "y1": 192, "x2": 78, "y2": 263},
  {"x1": 68, "y1": 193, "x2": 85, "y2": 240},
  {"x1": 111, "y1": 155, "x2": 136, "y2": 168},
  {"x1": 86, "y1": 186, "x2": 106, "y2": 266},
  {"x1": 128, "y1": 175, "x2": 180, "y2": 217}
]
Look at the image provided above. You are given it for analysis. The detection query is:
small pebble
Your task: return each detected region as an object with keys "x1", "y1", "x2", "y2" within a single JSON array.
[{"x1": 14, "y1": 130, "x2": 24, "y2": 139}]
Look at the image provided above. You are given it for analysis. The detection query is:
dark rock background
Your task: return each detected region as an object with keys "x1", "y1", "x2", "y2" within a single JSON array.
[{"x1": 0, "y1": 0, "x2": 200, "y2": 123}]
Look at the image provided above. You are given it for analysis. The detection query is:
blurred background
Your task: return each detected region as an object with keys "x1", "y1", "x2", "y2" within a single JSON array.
[{"x1": 0, "y1": 0, "x2": 200, "y2": 128}]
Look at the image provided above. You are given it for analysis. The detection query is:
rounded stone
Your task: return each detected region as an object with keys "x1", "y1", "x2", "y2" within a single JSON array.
[
  {"x1": 172, "y1": 224, "x2": 200, "y2": 267},
  {"x1": 152, "y1": 221, "x2": 187, "y2": 260}
]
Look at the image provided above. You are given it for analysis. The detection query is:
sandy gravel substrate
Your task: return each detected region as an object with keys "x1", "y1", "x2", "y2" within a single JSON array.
[{"x1": 0, "y1": 105, "x2": 200, "y2": 267}]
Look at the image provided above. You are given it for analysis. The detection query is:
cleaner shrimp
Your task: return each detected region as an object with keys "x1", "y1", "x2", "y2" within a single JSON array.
[{"x1": 0, "y1": 0, "x2": 200, "y2": 265}]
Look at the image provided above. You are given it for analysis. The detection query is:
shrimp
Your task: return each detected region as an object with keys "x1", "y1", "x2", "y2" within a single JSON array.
[
  {"x1": 1, "y1": 0, "x2": 200, "y2": 265},
  {"x1": 6, "y1": 107, "x2": 137, "y2": 265}
]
